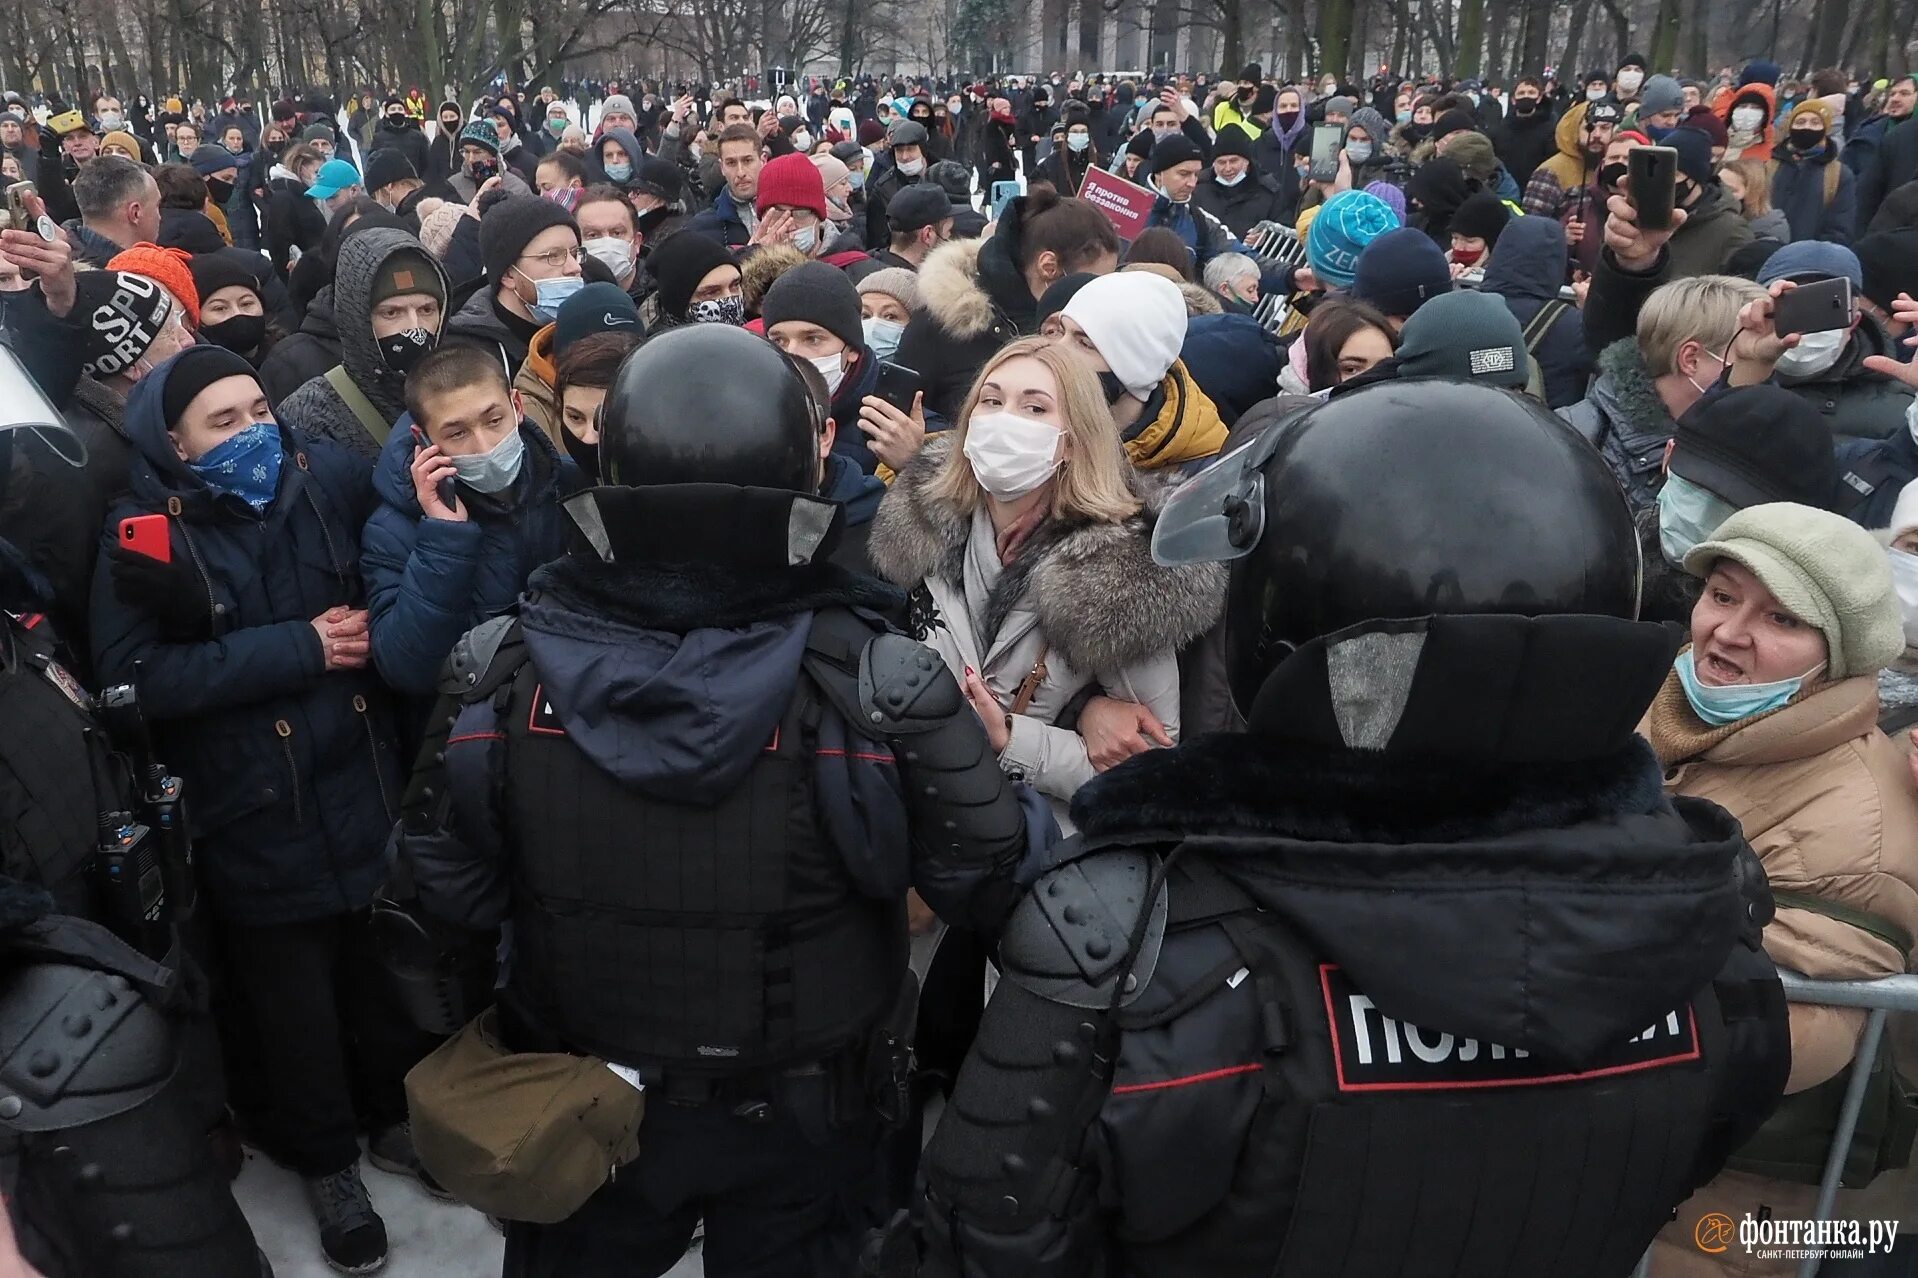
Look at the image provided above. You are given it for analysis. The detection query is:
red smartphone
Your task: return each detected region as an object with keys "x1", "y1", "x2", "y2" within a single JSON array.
[{"x1": 119, "y1": 514, "x2": 171, "y2": 564}]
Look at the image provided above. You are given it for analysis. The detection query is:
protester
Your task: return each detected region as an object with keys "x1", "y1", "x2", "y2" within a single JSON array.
[
  {"x1": 1192, "y1": 123, "x2": 1290, "y2": 238},
  {"x1": 190, "y1": 250, "x2": 283, "y2": 367},
  {"x1": 1478, "y1": 212, "x2": 1591, "y2": 407},
  {"x1": 761, "y1": 261, "x2": 883, "y2": 471},
  {"x1": 550, "y1": 328, "x2": 642, "y2": 481},
  {"x1": 1718, "y1": 158, "x2": 1792, "y2": 242},
  {"x1": 1299, "y1": 298, "x2": 1398, "y2": 390},
  {"x1": 446, "y1": 194, "x2": 581, "y2": 375},
  {"x1": 1770, "y1": 100, "x2": 1856, "y2": 245}
]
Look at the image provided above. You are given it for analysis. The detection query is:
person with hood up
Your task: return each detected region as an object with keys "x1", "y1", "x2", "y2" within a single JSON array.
[
  {"x1": 1560, "y1": 273, "x2": 1764, "y2": 514},
  {"x1": 425, "y1": 101, "x2": 467, "y2": 184},
  {"x1": 1476, "y1": 211, "x2": 1590, "y2": 407},
  {"x1": 761, "y1": 261, "x2": 884, "y2": 472},
  {"x1": 513, "y1": 281, "x2": 642, "y2": 442},
  {"x1": 446, "y1": 194, "x2": 581, "y2": 376},
  {"x1": 371, "y1": 96, "x2": 429, "y2": 177},
  {"x1": 1718, "y1": 81, "x2": 1779, "y2": 164},
  {"x1": 1405, "y1": 154, "x2": 1474, "y2": 248},
  {"x1": 89, "y1": 345, "x2": 430, "y2": 1277},
  {"x1": 869, "y1": 334, "x2": 1222, "y2": 827},
  {"x1": 1193, "y1": 123, "x2": 1293, "y2": 238},
  {"x1": 279, "y1": 227, "x2": 451, "y2": 457},
  {"x1": 894, "y1": 186, "x2": 1122, "y2": 426},
  {"x1": 262, "y1": 202, "x2": 409, "y2": 401},
  {"x1": 1338, "y1": 105, "x2": 1406, "y2": 190},
  {"x1": 1043, "y1": 270, "x2": 1228, "y2": 473},
  {"x1": 1637, "y1": 385, "x2": 1840, "y2": 625},
  {"x1": 1645, "y1": 502, "x2": 1918, "y2": 1278},
  {"x1": 1490, "y1": 76, "x2": 1558, "y2": 187},
  {"x1": 1724, "y1": 243, "x2": 1916, "y2": 446},
  {"x1": 1770, "y1": 99, "x2": 1856, "y2": 245},
  {"x1": 1522, "y1": 99, "x2": 1620, "y2": 230},
  {"x1": 588, "y1": 123, "x2": 646, "y2": 191},
  {"x1": 360, "y1": 341, "x2": 580, "y2": 701}
]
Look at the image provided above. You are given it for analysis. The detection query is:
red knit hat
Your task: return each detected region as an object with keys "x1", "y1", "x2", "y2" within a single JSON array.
[
  {"x1": 108, "y1": 242, "x2": 201, "y2": 329},
  {"x1": 755, "y1": 153, "x2": 828, "y2": 220}
]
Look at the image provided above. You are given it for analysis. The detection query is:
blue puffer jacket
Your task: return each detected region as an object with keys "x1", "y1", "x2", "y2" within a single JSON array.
[
  {"x1": 89, "y1": 361, "x2": 401, "y2": 927},
  {"x1": 360, "y1": 417, "x2": 579, "y2": 696}
]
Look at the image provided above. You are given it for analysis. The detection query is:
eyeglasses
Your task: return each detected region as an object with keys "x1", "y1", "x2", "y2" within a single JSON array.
[{"x1": 519, "y1": 245, "x2": 586, "y2": 269}]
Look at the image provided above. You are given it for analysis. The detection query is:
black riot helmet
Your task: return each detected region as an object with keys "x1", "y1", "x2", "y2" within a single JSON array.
[
  {"x1": 571, "y1": 324, "x2": 840, "y2": 569},
  {"x1": 599, "y1": 323, "x2": 818, "y2": 491},
  {"x1": 1155, "y1": 380, "x2": 1640, "y2": 719}
]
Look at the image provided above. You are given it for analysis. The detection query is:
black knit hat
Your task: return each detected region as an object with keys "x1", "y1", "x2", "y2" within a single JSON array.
[
  {"x1": 1253, "y1": 83, "x2": 1278, "y2": 114},
  {"x1": 75, "y1": 270, "x2": 174, "y2": 377},
  {"x1": 1126, "y1": 130, "x2": 1155, "y2": 161},
  {"x1": 383, "y1": 95, "x2": 406, "y2": 112},
  {"x1": 1670, "y1": 384, "x2": 1836, "y2": 509},
  {"x1": 1432, "y1": 108, "x2": 1478, "y2": 141},
  {"x1": 1149, "y1": 132, "x2": 1204, "y2": 176},
  {"x1": 363, "y1": 147, "x2": 418, "y2": 192},
  {"x1": 478, "y1": 194, "x2": 578, "y2": 284},
  {"x1": 1853, "y1": 229, "x2": 1918, "y2": 312},
  {"x1": 1619, "y1": 51, "x2": 1648, "y2": 70},
  {"x1": 187, "y1": 251, "x2": 261, "y2": 305},
  {"x1": 1213, "y1": 124, "x2": 1255, "y2": 161},
  {"x1": 650, "y1": 231, "x2": 738, "y2": 319},
  {"x1": 1449, "y1": 191, "x2": 1512, "y2": 244},
  {"x1": 760, "y1": 261, "x2": 863, "y2": 350},
  {"x1": 160, "y1": 345, "x2": 256, "y2": 427}
]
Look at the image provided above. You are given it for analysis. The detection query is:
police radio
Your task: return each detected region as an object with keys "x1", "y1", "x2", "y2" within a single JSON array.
[{"x1": 88, "y1": 682, "x2": 195, "y2": 934}]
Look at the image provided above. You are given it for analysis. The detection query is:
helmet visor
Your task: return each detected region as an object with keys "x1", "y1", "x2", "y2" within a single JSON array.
[
  {"x1": 0, "y1": 343, "x2": 85, "y2": 467},
  {"x1": 1151, "y1": 417, "x2": 1293, "y2": 566}
]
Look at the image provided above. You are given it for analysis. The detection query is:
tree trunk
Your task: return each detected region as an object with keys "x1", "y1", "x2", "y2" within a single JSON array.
[
  {"x1": 1318, "y1": 0, "x2": 1354, "y2": 77},
  {"x1": 1648, "y1": 0, "x2": 1679, "y2": 70},
  {"x1": 1483, "y1": 0, "x2": 1509, "y2": 80},
  {"x1": 1388, "y1": 0, "x2": 1408, "y2": 75},
  {"x1": 1560, "y1": 0, "x2": 1595, "y2": 84},
  {"x1": 1454, "y1": 0, "x2": 1482, "y2": 76},
  {"x1": 1811, "y1": 0, "x2": 1847, "y2": 68}
]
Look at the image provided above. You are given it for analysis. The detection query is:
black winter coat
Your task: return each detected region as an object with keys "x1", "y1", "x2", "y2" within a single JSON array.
[
  {"x1": 1191, "y1": 169, "x2": 1290, "y2": 240},
  {"x1": 1857, "y1": 114, "x2": 1918, "y2": 234},
  {"x1": 89, "y1": 361, "x2": 401, "y2": 927},
  {"x1": 259, "y1": 287, "x2": 343, "y2": 407},
  {"x1": 263, "y1": 172, "x2": 325, "y2": 280},
  {"x1": 1479, "y1": 215, "x2": 1591, "y2": 409},
  {"x1": 1489, "y1": 108, "x2": 1558, "y2": 188},
  {"x1": 367, "y1": 118, "x2": 430, "y2": 175}
]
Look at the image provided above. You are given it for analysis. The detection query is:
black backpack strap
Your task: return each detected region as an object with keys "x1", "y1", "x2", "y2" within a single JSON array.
[
  {"x1": 800, "y1": 605, "x2": 895, "y2": 741},
  {"x1": 1521, "y1": 298, "x2": 1568, "y2": 353}
]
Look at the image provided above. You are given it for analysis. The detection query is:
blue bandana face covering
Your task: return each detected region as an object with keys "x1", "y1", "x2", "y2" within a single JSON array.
[
  {"x1": 1673, "y1": 647, "x2": 1821, "y2": 726},
  {"x1": 188, "y1": 422, "x2": 283, "y2": 512}
]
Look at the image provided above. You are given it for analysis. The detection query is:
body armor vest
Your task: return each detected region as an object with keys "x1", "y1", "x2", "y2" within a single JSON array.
[
  {"x1": 931, "y1": 844, "x2": 1789, "y2": 1278},
  {"x1": 497, "y1": 634, "x2": 904, "y2": 1075},
  {"x1": 0, "y1": 616, "x2": 108, "y2": 913}
]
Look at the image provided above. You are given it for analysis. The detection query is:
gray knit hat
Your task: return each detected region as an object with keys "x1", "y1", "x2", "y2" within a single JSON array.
[
  {"x1": 760, "y1": 261, "x2": 863, "y2": 350},
  {"x1": 856, "y1": 267, "x2": 919, "y2": 313},
  {"x1": 1636, "y1": 74, "x2": 1686, "y2": 119},
  {"x1": 1683, "y1": 502, "x2": 1903, "y2": 680}
]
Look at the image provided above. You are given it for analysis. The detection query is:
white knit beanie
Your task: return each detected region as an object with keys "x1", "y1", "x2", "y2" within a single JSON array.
[
  {"x1": 1059, "y1": 272, "x2": 1188, "y2": 398},
  {"x1": 1683, "y1": 501, "x2": 1904, "y2": 680}
]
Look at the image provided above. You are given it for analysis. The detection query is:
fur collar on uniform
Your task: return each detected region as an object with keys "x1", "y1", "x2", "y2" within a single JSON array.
[
  {"x1": 916, "y1": 237, "x2": 998, "y2": 339},
  {"x1": 867, "y1": 433, "x2": 1225, "y2": 673}
]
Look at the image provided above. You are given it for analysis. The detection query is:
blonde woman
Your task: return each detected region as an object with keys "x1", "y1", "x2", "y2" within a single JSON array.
[
  {"x1": 869, "y1": 336, "x2": 1224, "y2": 827},
  {"x1": 1717, "y1": 158, "x2": 1790, "y2": 242}
]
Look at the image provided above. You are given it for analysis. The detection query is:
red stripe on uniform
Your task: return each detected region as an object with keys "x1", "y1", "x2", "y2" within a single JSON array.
[{"x1": 1110, "y1": 1063, "x2": 1263, "y2": 1095}]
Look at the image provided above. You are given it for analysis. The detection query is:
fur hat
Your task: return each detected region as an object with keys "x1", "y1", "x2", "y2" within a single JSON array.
[{"x1": 1684, "y1": 503, "x2": 1903, "y2": 680}]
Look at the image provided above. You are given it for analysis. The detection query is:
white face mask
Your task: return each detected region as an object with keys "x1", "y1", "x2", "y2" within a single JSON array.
[
  {"x1": 1731, "y1": 105, "x2": 1765, "y2": 132},
  {"x1": 1617, "y1": 69, "x2": 1644, "y2": 94},
  {"x1": 584, "y1": 236, "x2": 634, "y2": 279},
  {"x1": 1890, "y1": 547, "x2": 1918, "y2": 647},
  {"x1": 807, "y1": 350, "x2": 847, "y2": 396},
  {"x1": 1773, "y1": 327, "x2": 1847, "y2": 379},
  {"x1": 1587, "y1": 87, "x2": 1608, "y2": 102},
  {"x1": 963, "y1": 411, "x2": 1063, "y2": 499},
  {"x1": 791, "y1": 130, "x2": 812, "y2": 151},
  {"x1": 1217, "y1": 169, "x2": 1247, "y2": 187},
  {"x1": 897, "y1": 157, "x2": 925, "y2": 177}
]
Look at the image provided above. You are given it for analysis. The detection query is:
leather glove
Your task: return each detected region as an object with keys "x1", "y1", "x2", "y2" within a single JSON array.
[{"x1": 106, "y1": 540, "x2": 220, "y2": 637}]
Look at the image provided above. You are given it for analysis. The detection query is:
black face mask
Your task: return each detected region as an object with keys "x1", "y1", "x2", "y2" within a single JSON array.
[
  {"x1": 202, "y1": 313, "x2": 265, "y2": 356},
  {"x1": 1513, "y1": 97, "x2": 1540, "y2": 115},
  {"x1": 1598, "y1": 161, "x2": 1628, "y2": 190},
  {"x1": 1276, "y1": 110, "x2": 1301, "y2": 130},
  {"x1": 562, "y1": 422, "x2": 599, "y2": 481},
  {"x1": 268, "y1": 139, "x2": 289, "y2": 158},
  {"x1": 1097, "y1": 369, "x2": 1130, "y2": 405},
  {"x1": 386, "y1": 113, "x2": 408, "y2": 129},
  {"x1": 206, "y1": 177, "x2": 234, "y2": 203},
  {"x1": 379, "y1": 327, "x2": 436, "y2": 375},
  {"x1": 1789, "y1": 128, "x2": 1825, "y2": 152}
]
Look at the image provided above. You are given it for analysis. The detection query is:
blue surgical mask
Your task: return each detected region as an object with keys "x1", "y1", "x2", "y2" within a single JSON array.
[
  {"x1": 1644, "y1": 123, "x2": 1674, "y2": 142},
  {"x1": 604, "y1": 160, "x2": 633, "y2": 182},
  {"x1": 188, "y1": 422, "x2": 284, "y2": 512},
  {"x1": 1397, "y1": 108, "x2": 1413, "y2": 123},
  {"x1": 1674, "y1": 647, "x2": 1821, "y2": 726},
  {"x1": 1346, "y1": 140, "x2": 1373, "y2": 163},
  {"x1": 522, "y1": 272, "x2": 584, "y2": 323},
  {"x1": 1656, "y1": 474, "x2": 1737, "y2": 566},
  {"x1": 791, "y1": 224, "x2": 817, "y2": 254},
  {"x1": 848, "y1": 168, "x2": 865, "y2": 191},
  {"x1": 1067, "y1": 132, "x2": 1090, "y2": 152},
  {"x1": 449, "y1": 425, "x2": 526, "y2": 493},
  {"x1": 863, "y1": 316, "x2": 904, "y2": 360}
]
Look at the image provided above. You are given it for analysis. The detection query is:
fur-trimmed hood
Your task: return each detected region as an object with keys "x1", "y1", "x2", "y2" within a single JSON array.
[
  {"x1": 741, "y1": 241, "x2": 808, "y2": 315},
  {"x1": 916, "y1": 236, "x2": 997, "y2": 339},
  {"x1": 867, "y1": 433, "x2": 1224, "y2": 674}
]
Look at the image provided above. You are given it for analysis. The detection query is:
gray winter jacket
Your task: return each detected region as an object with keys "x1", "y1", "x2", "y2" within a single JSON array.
[
  {"x1": 1557, "y1": 339, "x2": 1679, "y2": 517},
  {"x1": 276, "y1": 228, "x2": 452, "y2": 460}
]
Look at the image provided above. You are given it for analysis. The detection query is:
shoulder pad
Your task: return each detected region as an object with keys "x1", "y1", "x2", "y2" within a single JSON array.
[
  {"x1": 857, "y1": 632, "x2": 962, "y2": 733},
  {"x1": 1000, "y1": 848, "x2": 1167, "y2": 1010},
  {"x1": 0, "y1": 961, "x2": 173, "y2": 1134},
  {"x1": 440, "y1": 615, "x2": 524, "y2": 700}
]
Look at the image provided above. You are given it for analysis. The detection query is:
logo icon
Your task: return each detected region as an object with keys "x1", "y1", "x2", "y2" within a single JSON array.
[{"x1": 1695, "y1": 1213, "x2": 1736, "y2": 1254}]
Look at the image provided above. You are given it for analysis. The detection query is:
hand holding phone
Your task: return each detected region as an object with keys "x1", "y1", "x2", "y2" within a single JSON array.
[
  {"x1": 1625, "y1": 145, "x2": 1678, "y2": 231},
  {"x1": 119, "y1": 514, "x2": 171, "y2": 563},
  {"x1": 410, "y1": 434, "x2": 466, "y2": 522},
  {"x1": 1771, "y1": 276, "x2": 1853, "y2": 336}
]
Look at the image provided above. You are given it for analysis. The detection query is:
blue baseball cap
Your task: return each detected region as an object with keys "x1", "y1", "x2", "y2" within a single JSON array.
[{"x1": 305, "y1": 158, "x2": 362, "y2": 199}]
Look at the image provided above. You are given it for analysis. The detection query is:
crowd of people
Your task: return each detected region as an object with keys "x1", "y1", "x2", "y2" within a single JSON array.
[{"x1": 2, "y1": 49, "x2": 1918, "y2": 1278}]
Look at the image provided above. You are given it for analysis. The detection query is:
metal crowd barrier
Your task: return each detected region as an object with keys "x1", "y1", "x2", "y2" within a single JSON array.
[{"x1": 1634, "y1": 971, "x2": 1918, "y2": 1278}]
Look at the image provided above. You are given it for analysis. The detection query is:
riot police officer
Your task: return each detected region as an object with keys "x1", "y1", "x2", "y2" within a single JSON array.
[
  {"x1": 911, "y1": 381, "x2": 1793, "y2": 1277},
  {"x1": 390, "y1": 324, "x2": 1038, "y2": 1277},
  {"x1": 0, "y1": 356, "x2": 267, "y2": 1278}
]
